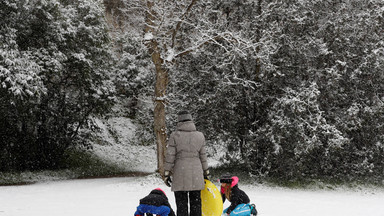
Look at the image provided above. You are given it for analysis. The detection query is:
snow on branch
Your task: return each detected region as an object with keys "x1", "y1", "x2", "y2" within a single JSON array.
[
  {"x1": 173, "y1": 31, "x2": 253, "y2": 59},
  {"x1": 171, "y1": 0, "x2": 199, "y2": 48}
]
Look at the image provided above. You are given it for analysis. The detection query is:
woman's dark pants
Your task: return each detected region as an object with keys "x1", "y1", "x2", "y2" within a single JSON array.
[{"x1": 174, "y1": 190, "x2": 201, "y2": 216}]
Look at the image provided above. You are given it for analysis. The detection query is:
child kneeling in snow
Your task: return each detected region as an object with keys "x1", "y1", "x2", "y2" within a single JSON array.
[
  {"x1": 220, "y1": 174, "x2": 257, "y2": 216},
  {"x1": 134, "y1": 188, "x2": 175, "y2": 216}
]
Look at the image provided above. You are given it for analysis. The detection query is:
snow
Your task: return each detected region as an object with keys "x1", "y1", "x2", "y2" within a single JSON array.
[
  {"x1": 165, "y1": 49, "x2": 175, "y2": 62},
  {"x1": 144, "y1": 32, "x2": 153, "y2": 40},
  {"x1": 91, "y1": 116, "x2": 157, "y2": 173},
  {"x1": 1, "y1": 175, "x2": 384, "y2": 216}
]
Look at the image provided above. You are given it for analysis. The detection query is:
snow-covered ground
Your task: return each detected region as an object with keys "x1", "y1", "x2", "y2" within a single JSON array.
[{"x1": 1, "y1": 174, "x2": 384, "y2": 216}]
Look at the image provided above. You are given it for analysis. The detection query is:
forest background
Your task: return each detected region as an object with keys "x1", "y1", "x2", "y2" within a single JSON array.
[{"x1": 1, "y1": 0, "x2": 383, "y2": 186}]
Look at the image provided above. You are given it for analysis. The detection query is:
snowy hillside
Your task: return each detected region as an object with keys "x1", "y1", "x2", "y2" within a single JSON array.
[{"x1": 91, "y1": 116, "x2": 157, "y2": 173}]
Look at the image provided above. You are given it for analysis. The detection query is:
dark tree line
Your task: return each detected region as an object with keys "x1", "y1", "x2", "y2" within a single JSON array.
[{"x1": 166, "y1": 0, "x2": 384, "y2": 182}]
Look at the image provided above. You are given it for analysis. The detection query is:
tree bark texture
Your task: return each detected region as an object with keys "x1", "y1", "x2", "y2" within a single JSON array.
[{"x1": 144, "y1": 1, "x2": 168, "y2": 177}]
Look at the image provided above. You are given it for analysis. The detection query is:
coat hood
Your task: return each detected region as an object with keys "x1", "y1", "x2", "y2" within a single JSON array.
[{"x1": 176, "y1": 121, "x2": 196, "y2": 132}]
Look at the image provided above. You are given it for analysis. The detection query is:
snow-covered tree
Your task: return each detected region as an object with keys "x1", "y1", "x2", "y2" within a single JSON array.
[
  {"x1": 260, "y1": 83, "x2": 349, "y2": 179},
  {"x1": 168, "y1": 0, "x2": 384, "y2": 181},
  {"x1": 246, "y1": 0, "x2": 384, "y2": 181},
  {"x1": 108, "y1": 0, "x2": 258, "y2": 175},
  {"x1": 0, "y1": 0, "x2": 114, "y2": 171}
]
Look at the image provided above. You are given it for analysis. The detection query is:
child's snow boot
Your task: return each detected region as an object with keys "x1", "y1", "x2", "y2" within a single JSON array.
[{"x1": 250, "y1": 204, "x2": 257, "y2": 216}]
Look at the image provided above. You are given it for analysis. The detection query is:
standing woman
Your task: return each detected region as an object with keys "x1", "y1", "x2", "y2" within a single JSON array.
[{"x1": 164, "y1": 110, "x2": 210, "y2": 216}]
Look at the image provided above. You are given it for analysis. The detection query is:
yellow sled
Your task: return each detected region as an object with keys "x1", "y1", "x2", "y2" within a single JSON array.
[{"x1": 201, "y1": 179, "x2": 223, "y2": 216}]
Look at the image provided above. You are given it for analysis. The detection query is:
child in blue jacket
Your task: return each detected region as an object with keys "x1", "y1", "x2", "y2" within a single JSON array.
[{"x1": 134, "y1": 188, "x2": 175, "y2": 216}]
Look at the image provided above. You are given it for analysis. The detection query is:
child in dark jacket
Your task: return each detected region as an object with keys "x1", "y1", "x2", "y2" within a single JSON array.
[
  {"x1": 134, "y1": 188, "x2": 176, "y2": 216},
  {"x1": 220, "y1": 174, "x2": 257, "y2": 216}
]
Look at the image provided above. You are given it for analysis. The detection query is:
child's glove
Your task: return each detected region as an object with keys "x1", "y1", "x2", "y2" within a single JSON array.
[
  {"x1": 203, "y1": 169, "x2": 210, "y2": 180},
  {"x1": 164, "y1": 171, "x2": 172, "y2": 187}
]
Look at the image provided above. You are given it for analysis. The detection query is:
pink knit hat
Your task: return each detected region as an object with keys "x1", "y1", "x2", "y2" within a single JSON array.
[{"x1": 220, "y1": 176, "x2": 239, "y2": 194}]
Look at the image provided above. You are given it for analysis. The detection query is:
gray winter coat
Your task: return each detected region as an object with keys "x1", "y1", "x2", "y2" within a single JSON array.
[{"x1": 164, "y1": 121, "x2": 209, "y2": 192}]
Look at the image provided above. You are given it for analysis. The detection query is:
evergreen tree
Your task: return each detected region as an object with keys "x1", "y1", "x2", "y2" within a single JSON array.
[
  {"x1": 0, "y1": 0, "x2": 114, "y2": 171},
  {"x1": 250, "y1": 0, "x2": 384, "y2": 181},
  {"x1": 168, "y1": 0, "x2": 384, "y2": 182}
]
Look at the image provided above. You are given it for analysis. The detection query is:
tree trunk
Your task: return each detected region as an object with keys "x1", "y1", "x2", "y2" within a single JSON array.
[
  {"x1": 153, "y1": 53, "x2": 168, "y2": 178},
  {"x1": 144, "y1": 1, "x2": 168, "y2": 177}
]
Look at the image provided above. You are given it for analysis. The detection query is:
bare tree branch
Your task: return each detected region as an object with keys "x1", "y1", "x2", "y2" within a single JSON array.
[{"x1": 171, "y1": 0, "x2": 199, "y2": 48}]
